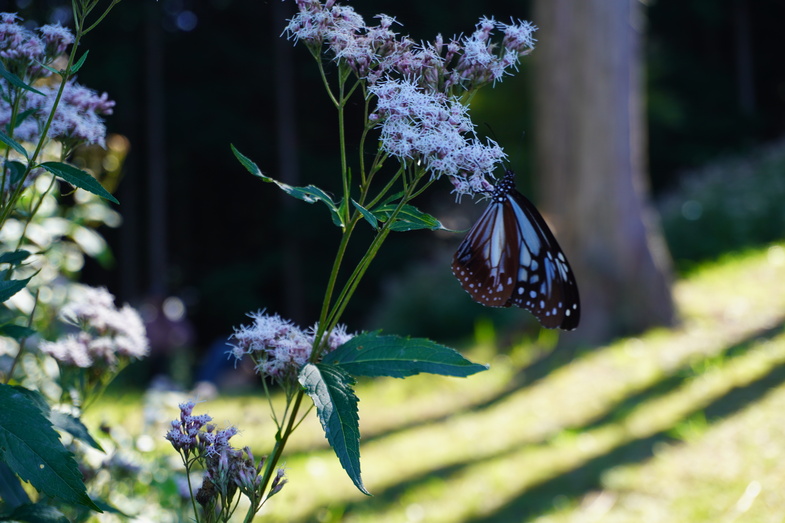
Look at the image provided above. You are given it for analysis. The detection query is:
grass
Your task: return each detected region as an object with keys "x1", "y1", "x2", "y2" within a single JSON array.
[{"x1": 87, "y1": 243, "x2": 785, "y2": 522}]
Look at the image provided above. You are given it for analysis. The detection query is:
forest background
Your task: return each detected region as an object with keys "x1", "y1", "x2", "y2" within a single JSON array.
[{"x1": 7, "y1": 0, "x2": 784, "y2": 381}]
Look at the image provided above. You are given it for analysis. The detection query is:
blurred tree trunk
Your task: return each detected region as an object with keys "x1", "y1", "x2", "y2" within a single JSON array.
[
  {"x1": 145, "y1": 2, "x2": 167, "y2": 298},
  {"x1": 533, "y1": 0, "x2": 675, "y2": 343},
  {"x1": 272, "y1": 1, "x2": 306, "y2": 324}
]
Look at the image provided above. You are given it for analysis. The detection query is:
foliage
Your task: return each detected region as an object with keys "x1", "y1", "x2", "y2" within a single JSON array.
[
  {"x1": 160, "y1": 0, "x2": 542, "y2": 520},
  {"x1": 658, "y1": 139, "x2": 785, "y2": 272},
  {"x1": 0, "y1": 2, "x2": 141, "y2": 522},
  {"x1": 647, "y1": 0, "x2": 785, "y2": 189},
  {"x1": 79, "y1": 242, "x2": 785, "y2": 522}
]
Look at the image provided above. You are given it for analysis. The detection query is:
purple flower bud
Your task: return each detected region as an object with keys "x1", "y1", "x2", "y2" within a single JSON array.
[{"x1": 269, "y1": 467, "x2": 288, "y2": 497}]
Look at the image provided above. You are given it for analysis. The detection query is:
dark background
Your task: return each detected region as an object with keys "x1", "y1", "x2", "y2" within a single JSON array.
[{"x1": 4, "y1": 0, "x2": 784, "y2": 366}]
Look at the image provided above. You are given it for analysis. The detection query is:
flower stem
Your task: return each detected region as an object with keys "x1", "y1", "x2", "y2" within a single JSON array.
[{"x1": 255, "y1": 388, "x2": 305, "y2": 511}]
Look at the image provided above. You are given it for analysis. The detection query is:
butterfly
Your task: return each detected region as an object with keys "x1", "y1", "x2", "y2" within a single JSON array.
[{"x1": 451, "y1": 170, "x2": 580, "y2": 330}]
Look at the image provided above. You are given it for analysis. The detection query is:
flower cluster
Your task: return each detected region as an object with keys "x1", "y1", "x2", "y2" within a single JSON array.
[
  {"x1": 38, "y1": 285, "x2": 149, "y2": 369},
  {"x1": 0, "y1": 13, "x2": 73, "y2": 79},
  {"x1": 284, "y1": 0, "x2": 536, "y2": 198},
  {"x1": 0, "y1": 13, "x2": 114, "y2": 151},
  {"x1": 369, "y1": 78, "x2": 505, "y2": 197},
  {"x1": 165, "y1": 401, "x2": 287, "y2": 512},
  {"x1": 227, "y1": 311, "x2": 353, "y2": 381},
  {"x1": 4, "y1": 80, "x2": 115, "y2": 150},
  {"x1": 164, "y1": 400, "x2": 217, "y2": 457},
  {"x1": 284, "y1": 2, "x2": 536, "y2": 91}
]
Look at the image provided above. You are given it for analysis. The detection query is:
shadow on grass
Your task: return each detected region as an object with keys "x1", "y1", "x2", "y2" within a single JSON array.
[
  {"x1": 314, "y1": 320, "x2": 784, "y2": 453},
  {"x1": 297, "y1": 322, "x2": 785, "y2": 522},
  {"x1": 473, "y1": 352, "x2": 785, "y2": 523},
  {"x1": 582, "y1": 322, "x2": 785, "y2": 431}
]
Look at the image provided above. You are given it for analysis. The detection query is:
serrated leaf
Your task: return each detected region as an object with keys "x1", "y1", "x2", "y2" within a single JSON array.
[
  {"x1": 0, "y1": 324, "x2": 35, "y2": 340},
  {"x1": 3, "y1": 503, "x2": 69, "y2": 522},
  {"x1": 70, "y1": 51, "x2": 89, "y2": 74},
  {"x1": 372, "y1": 203, "x2": 446, "y2": 232},
  {"x1": 0, "y1": 276, "x2": 31, "y2": 303},
  {"x1": 0, "y1": 129, "x2": 28, "y2": 159},
  {"x1": 0, "y1": 62, "x2": 44, "y2": 96},
  {"x1": 49, "y1": 412, "x2": 103, "y2": 452},
  {"x1": 352, "y1": 200, "x2": 378, "y2": 229},
  {"x1": 40, "y1": 162, "x2": 118, "y2": 204},
  {"x1": 323, "y1": 332, "x2": 489, "y2": 378},
  {"x1": 0, "y1": 250, "x2": 30, "y2": 266},
  {"x1": 0, "y1": 385, "x2": 100, "y2": 512},
  {"x1": 89, "y1": 497, "x2": 129, "y2": 516},
  {"x1": 6, "y1": 389, "x2": 103, "y2": 451},
  {"x1": 298, "y1": 363, "x2": 369, "y2": 495},
  {"x1": 232, "y1": 145, "x2": 344, "y2": 227}
]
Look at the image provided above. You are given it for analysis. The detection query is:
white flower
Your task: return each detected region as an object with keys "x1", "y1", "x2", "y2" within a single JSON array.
[
  {"x1": 369, "y1": 78, "x2": 506, "y2": 190},
  {"x1": 41, "y1": 285, "x2": 149, "y2": 369},
  {"x1": 39, "y1": 333, "x2": 93, "y2": 368},
  {"x1": 228, "y1": 311, "x2": 354, "y2": 380}
]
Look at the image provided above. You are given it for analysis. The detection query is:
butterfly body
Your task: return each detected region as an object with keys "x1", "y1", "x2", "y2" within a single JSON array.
[{"x1": 452, "y1": 170, "x2": 580, "y2": 330}]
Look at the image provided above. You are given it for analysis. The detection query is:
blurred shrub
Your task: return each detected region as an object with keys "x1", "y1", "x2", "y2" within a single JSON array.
[{"x1": 658, "y1": 139, "x2": 785, "y2": 272}]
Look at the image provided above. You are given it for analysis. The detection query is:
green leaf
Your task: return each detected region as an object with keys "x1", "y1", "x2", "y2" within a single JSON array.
[
  {"x1": 323, "y1": 332, "x2": 489, "y2": 378},
  {"x1": 89, "y1": 497, "x2": 129, "y2": 517},
  {"x1": 231, "y1": 144, "x2": 262, "y2": 175},
  {"x1": 298, "y1": 363, "x2": 369, "y2": 495},
  {"x1": 2, "y1": 388, "x2": 102, "y2": 451},
  {"x1": 40, "y1": 162, "x2": 118, "y2": 204},
  {"x1": 0, "y1": 385, "x2": 100, "y2": 511},
  {"x1": 0, "y1": 62, "x2": 44, "y2": 96},
  {"x1": 0, "y1": 250, "x2": 30, "y2": 266},
  {"x1": 5, "y1": 161, "x2": 26, "y2": 187},
  {"x1": 0, "y1": 324, "x2": 35, "y2": 340},
  {"x1": 0, "y1": 277, "x2": 31, "y2": 303},
  {"x1": 352, "y1": 200, "x2": 378, "y2": 229},
  {"x1": 372, "y1": 203, "x2": 446, "y2": 232},
  {"x1": 13, "y1": 109, "x2": 38, "y2": 128},
  {"x1": 0, "y1": 129, "x2": 28, "y2": 159},
  {"x1": 232, "y1": 145, "x2": 343, "y2": 227},
  {"x1": 49, "y1": 412, "x2": 103, "y2": 452},
  {"x1": 36, "y1": 62, "x2": 61, "y2": 77},
  {"x1": 70, "y1": 51, "x2": 89, "y2": 74},
  {"x1": 2, "y1": 503, "x2": 69, "y2": 522},
  {"x1": 0, "y1": 461, "x2": 30, "y2": 511}
]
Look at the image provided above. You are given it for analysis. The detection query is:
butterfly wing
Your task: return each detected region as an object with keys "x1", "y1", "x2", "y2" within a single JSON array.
[
  {"x1": 452, "y1": 200, "x2": 519, "y2": 307},
  {"x1": 504, "y1": 190, "x2": 580, "y2": 330},
  {"x1": 452, "y1": 171, "x2": 580, "y2": 331}
]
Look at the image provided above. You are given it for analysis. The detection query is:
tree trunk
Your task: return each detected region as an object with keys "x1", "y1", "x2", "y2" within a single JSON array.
[
  {"x1": 145, "y1": 2, "x2": 167, "y2": 298},
  {"x1": 272, "y1": 0, "x2": 306, "y2": 325},
  {"x1": 533, "y1": 0, "x2": 675, "y2": 344}
]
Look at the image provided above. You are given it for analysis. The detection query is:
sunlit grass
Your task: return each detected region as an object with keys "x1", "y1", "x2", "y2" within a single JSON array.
[{"x1": 86, "y1": 243, "x2": 785, "y2": 522}]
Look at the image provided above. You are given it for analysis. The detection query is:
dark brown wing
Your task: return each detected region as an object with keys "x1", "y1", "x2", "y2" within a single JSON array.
[
  {"x1": 451, "y1": 170, "x2": 580, "y2": 330},
  {"x1": 451, "y1": 200, "x2": 519, "y2": 307},
  {"x1": 504, "y1": 190, "x2": 580, "y2": 330}
]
